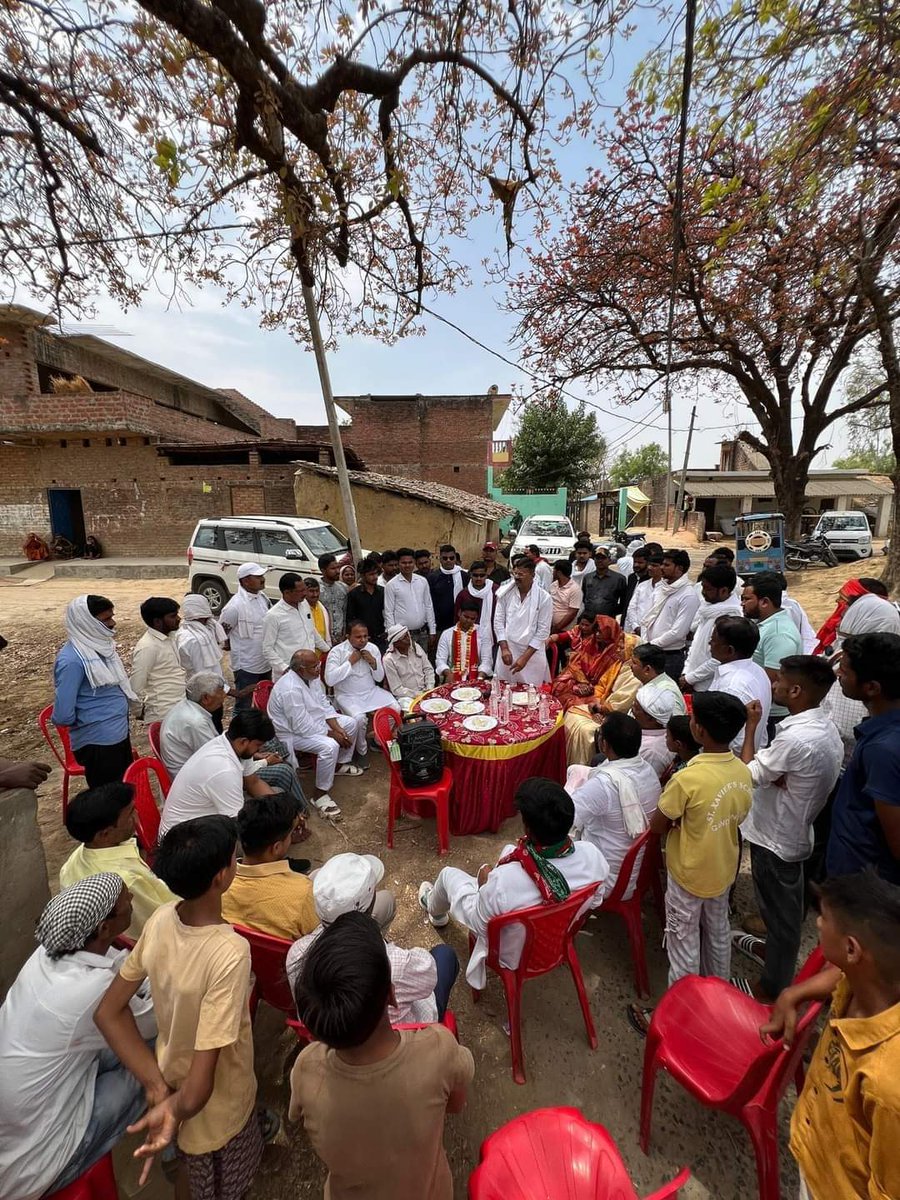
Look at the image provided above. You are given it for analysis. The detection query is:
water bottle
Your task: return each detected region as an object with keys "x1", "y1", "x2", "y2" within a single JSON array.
[
  {"x1": 527, "y1": 682, "x2": 536, "y2": 709},
  {"x1": 499, "y1": 687, "x2": 510, "y2": 725},
  {"x1": 490, "y1": 674, "x2": 499, "y2": 696},
  {"x1": 489, "y1": 688, "x2": 499, "y2": 720},
  {"x1": 538, "y1": 686, "x2": 550, "y2": 724}
]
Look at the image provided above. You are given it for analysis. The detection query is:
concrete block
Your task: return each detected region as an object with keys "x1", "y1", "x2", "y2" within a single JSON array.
[{"x1": 0, "y1": 787, "x2": 50, "y2": 1000}]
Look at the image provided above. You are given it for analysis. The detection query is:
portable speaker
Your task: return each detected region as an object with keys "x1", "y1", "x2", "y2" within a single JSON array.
[{"x1": 396, "y1": 716, "x2": 444, "y2": 786}]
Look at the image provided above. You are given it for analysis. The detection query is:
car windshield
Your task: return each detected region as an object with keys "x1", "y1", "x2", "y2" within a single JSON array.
[
  {"x1": 519, "y1": 518, "x2": 573, "y2": 539},
  {"x1": 818, "y1": 515, "x2": 869, "y2": 532},
  {"x1": 302, "y1": 523, "x2": 349, "y2": 556}
]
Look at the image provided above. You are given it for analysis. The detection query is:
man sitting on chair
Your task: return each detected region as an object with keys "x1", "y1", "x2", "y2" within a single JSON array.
[
  {"x1": 418, "y1": 778, "x2": 608, "y2": 989},
  {"x1": 324, "y1": 620, "x2": 401, "y2": 717},
  {"x1": 382, "y1": 624, "x2": 435, "y2": 713},
  {"x1": 435, "y1": 599, "x2": 492, "y2": 685}
]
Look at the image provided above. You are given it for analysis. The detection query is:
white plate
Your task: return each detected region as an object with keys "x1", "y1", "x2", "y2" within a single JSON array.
[
  {"x1": 451, "y1": 686, "x2": 482, "y2": 702},
  {"x1": 462, "y1": 714, "x2": 498, "y2": 733},
  {"x1": 453, "y1": 700, "x2": 485, "y2": 716},
  {"x1": 420, "y1": 697, "x2": 452, "y2": 714},
  {"x1": 510, "y1": 691, "x2": 532, "y2": 706}
]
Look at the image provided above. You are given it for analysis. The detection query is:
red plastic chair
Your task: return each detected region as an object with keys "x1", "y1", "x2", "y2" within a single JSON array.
[
  {"x1": 45, "y1": 1151, "x2": 117, "y2": 1200},
  {"x1": 472, "y1": 881, "x2": 601, "y2": 1084},
  {"x1": 38, "y1": 704, "x2": 85, "y2": 818},
  {"x1": 640, "y1": 947, "x2": 827, "y2": 1200},
  {"x1": 469, "y1": 1107, "x2": 690, "y2": 1199},
  {"x1": 373, "y1": 706, "x2": 453, "y2": 856},
  {"x1": 594, "y1": 829, "x2": 664, "y2": 998},
  {"x1": 288, "y1": 1009, "x2": 459, "y2": 1046},
  {"x1": 122, "y1": 757, "x2": 169, "y2": 857},
  {"x1": 252, "y1": 680, "x2": 274, "y2": 713},
  {"x1": 232, "y1": 924, "x2": 296, "y2": 1017},
  {"x1": 147, "y1": 720, "x2": 162, "y2": 759}
]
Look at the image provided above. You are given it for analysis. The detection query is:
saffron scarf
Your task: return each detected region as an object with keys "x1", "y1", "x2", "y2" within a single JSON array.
[{"x1": 497, "y1": 836, "x2": 574, "y2": 903}]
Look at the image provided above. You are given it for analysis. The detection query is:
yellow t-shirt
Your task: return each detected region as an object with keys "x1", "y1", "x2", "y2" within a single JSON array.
[
  {"x1": 658, "y1": 751, "x2": 752, "y2": 898},
  {"x1": 119, "y1": 902, "x2": 257, "y2": 1155},
  {"x1": 59, "y1": 839, "x2": 176, "y2": 939},
  {"x1": 221, "y1": 860, "x2": 318, "y2": 941}
]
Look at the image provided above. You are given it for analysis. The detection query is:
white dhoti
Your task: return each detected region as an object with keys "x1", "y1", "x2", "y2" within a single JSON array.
[
  {"x1": 333, "y1": 683, "x2": 401, "y2": 718},
  {"x1": 287, "y1": 713, "x2": 366, "y2": 791},
  {"x1": 494, "y1": 641, "x2": 551, "y2": 686}
]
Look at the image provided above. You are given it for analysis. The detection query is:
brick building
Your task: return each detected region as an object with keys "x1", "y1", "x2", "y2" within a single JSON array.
[
  {"x1": 335, "y1": 391, "x2": 512, "y2": 496},
  {"x1": 0, "y1": 304, "x2": 362, "y2": 556}
]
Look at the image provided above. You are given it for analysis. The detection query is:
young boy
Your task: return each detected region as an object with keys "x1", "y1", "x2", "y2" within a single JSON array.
[
  {"x1": 95, "y1": 815, "x2": 269, "y2": 1198},
  {"x1": 761, "y1": 870, "x2": 900, "y2": 1200},
  {"x1": 303, "y1": 577, "x2": 332, "y2": 655},
  {"x1": 290, "y1": 911, "x2": 474, "y2": 1200},
  {"x1": 737, "y1": 656, "x2": 843, "y2": 1001},
  {"x1": 220, "y1": 793, "x2": 318, "y2": 940},
  {"x1": 662, "y1": 714, "x2": 701, "y2": 781},
  {"x1": 60, "y1": 781, "x2": 176, "y2": 938}
]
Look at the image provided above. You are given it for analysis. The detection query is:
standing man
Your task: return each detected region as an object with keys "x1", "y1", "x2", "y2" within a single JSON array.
[
  {"x1": 454, "y1": 560, "x2": 495, "y2": 623},
  {"x1": 129, "y1": 597, "x2": 184, "y2": 723},
  {"x1": 641, "y1": 549, "x2": 700, "y2": 680},
  {"x1": 414, "y1": 549, "x2": 433, "y2": 577},
  {"x1": 384, "y1": 547, "x2": 436, "y2": 656},
  {"x1": 624, "y1": 543, "x2": 658, "y2": 621},
  {"x1": 317, "y1": 554, "x2": 348, "y2": 642},
  {"x1": 481, "y1": 540, "x2": 510, "y2": 585},
  {"x1": 494, "y1": 557, "x2": 554, "y2": 686},
  {"x1": 570, "y1": 539, "x2": 596, "y2": 588},
  {"x1": 624, "y1": 551, "x2": 662, "y2": 636},
  {"x1": 377, "y1": 549, "x2": 400, "y2": 587},
  {"x1": 709, "y1": 615, "x2": 771, "y2": 751},
  {"x1": 53, "y1": 594, "x2": 137, "y2": 787},
  {"x1": 262, "y1": 572, "x2": 329, "y2": 679},
  {"x1": 429, "y1": 544, "x2": 468, "y2": 634},
  {"x1": 325, "y1": 620, "x2": 401, "y2": 716},
  {"x1": 582, "y1": 546, "x2": 628, "y2": 622},
  {"x1": 741, "y1": 570, "x2": 802, "y2": 740},
  {"x1": 345, "y1": 556, "x2": 387, "y2": 652},
  {"x1": 525, "y1": 544, "x2": 553, "y2": 592},
  {"x1": 383, "y1": 625, "x2": 436, "y2": 711},
  {"x1": 220, "y1": 562, "x2": 271, "y2": 710},
  {"x1": 681, "y1": 562, "x2": 742, "y2": 693},
  {"x1": 304, "y1": 577, "x2": 332, "y2": 650},
  {"x1": 550, "y1": 559, "x2": 582, "y2": 634},
  {"x1": 436, "y1": 599, "x2": 492, "y2": 683}
]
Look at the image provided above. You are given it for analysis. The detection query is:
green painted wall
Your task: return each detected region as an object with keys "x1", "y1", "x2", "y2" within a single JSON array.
[{"x1": 487, "y1": 467, "x2": 568, "y2": 534}]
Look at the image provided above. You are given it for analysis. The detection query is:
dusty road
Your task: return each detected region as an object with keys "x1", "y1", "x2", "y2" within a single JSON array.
[{"x1": 0, "y1": 552, "x2": 882, "y2": 1199}]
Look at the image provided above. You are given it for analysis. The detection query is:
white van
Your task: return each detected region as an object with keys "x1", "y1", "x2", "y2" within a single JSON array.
[
  {"x1": 509, "y1": 514, "x2": 576, "y2": 562},
  {"x1": 187, "y1": 516, "x2": 354, "y2": 613},
  {"x1": 811, "y1": 510, "x2": 873, "y2": 560}
]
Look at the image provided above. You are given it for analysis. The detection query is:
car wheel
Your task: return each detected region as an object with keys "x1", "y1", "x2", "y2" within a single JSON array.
[{"x1": 194, "y1": 577, "x2": 229, "y2": 614}]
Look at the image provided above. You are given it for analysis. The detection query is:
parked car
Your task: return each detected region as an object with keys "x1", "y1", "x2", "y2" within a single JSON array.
[
  {"x1": 187, "y1": 516, "x2": 355, "y2": 613},
  {"x1": 509, "y1": 514, "x2": 577, "y2": 563},
  {"x1": 811, "y1": 510, "x2": 873, "y2": 560}
]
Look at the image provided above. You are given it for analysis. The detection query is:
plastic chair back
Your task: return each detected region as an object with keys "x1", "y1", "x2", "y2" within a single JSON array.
[
  {"x1": 253, "y1": 680, "x2": 274, "y2": 713},
  {"x1": 45, "y1": 1150, "x2": 116, "y2": 1200},
  {"x1": 374, "y1": 704, "x2": 452, "y2": 855},
  {"x1": 147, "y1": 721, "x2": 162, "y2": 759},
  {"x1": 603, "y1": 828, "x2": 658, "y2": 907},
  {"x1": 372, "y1": 705, "x2": 400, "y2": 769},
  {"x1": 485, "y1": 882, "x2": 600, "y2": 981},
  {"x1": 469, "y1": 1107, "x2": 690, "y2": 1200},
  {"x1": 122, "y1": 757, "x2": 169, "y2": 853},
  {"x1": 232, "y1": 923, "x2": 296, "y2": 1015},
  {"x1": 38, "y1": 703, "x2": 85, "y2": 818}
]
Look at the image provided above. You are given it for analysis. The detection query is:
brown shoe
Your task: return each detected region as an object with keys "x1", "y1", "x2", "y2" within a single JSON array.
[{"x1": 742, "y1": 913, "x2": 767, "y2": 937}]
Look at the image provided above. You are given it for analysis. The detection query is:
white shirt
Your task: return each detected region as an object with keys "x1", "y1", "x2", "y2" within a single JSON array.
[
  {"x1": 262, "y1": 598, "x2": 329, "y2": 677},
  {"x1": 383, "y1": 573, "x2": 436, "y2": 634},
  {"x1": 710, "y1": 657, "x2": 772, "y2": 752},
  {"x1": 683, "y1": 596, "x2": 743, "y2": 690},
  {"x1": 781, "y1": 595, "x2": 817, "y2": 654},
  {"x1": 639, "y1": 728, "x2": 675, "y2": 778},
  {"x1": 324, "y1": 640, "x2": 393, "y2": 716},
  {"x1": 533, "y1": 559, "x2": 553, "y2": 591},
  {"x1": 642, "y1": 580, "x2": 700, "y2": 650},
  {"x1": 742, "y1": 708, "x2": 843, "y2": 861},
  {"x1": 130, "y1": 627, "x2": 185, "y2": 722},
  {"x1": 571, "y1": 756, "x2": 661, "y2": 895},
  {"x1": 159, "y1": 697, "x2": 217, "y2": 776},
  {"x1": 383, "y1": 642, "x2": 436, "y2": 702},
  {"x1": 0, "y1": 946, "x2": 155, "y2": 1200},
  {"x1": 176, "y1": 620, "x2": 225, "y2": 677},
  {"x1": 160, "y1": 731, "x2": 253, "y2": 836},
  {"x1": 435, "y1": 625, "x2": 493, "y2": 678},
  {"x1": 625, "y1": 578, "x2": 655, "y2": 634},
  {"x1": 493, "y1": 582, "x2": 553, "y2": 685},
  {"x1": 220, "y1": 589, "x2": 270, "y2": 673},
  {"x1": 268, "y1": 669, "x2": 338, "y2": 746}
]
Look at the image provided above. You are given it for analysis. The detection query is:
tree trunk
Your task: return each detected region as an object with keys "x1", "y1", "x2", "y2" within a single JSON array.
[
  {"x1": 860, "y1": 271, "x2": 900, "y2": 594},
  {"x1": 767, "y1": 452, "x2": 809, "y2": 542}
]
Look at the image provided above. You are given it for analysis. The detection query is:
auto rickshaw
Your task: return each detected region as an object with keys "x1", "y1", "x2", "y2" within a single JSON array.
[{"x1": 734, "y1": 512, "x2": 786, "y2": 577}]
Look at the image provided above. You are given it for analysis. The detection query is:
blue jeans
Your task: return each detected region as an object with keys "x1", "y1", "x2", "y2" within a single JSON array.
[
  {"x1": 44, "y1": 1047, "x2": 147, "y2": 1194},
  {"x1": 430, "y1": 944, "x2": 459, "y2": 1018},
  {"x1": 234, "y1": 669, "x2": 271, "y2": 712}
]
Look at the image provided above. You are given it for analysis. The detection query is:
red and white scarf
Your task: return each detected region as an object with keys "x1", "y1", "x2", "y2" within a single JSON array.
[{"x1": 449, "y1": 626, "x2": 479, "y2": 682}]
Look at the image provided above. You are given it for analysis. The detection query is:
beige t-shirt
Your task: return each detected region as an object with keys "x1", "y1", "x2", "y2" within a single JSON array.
[
  {"x1": 119, "y1": 902, "x2": 257, "y2": 1155},
  {"x1": 289, "y1": 1025, "x2": 474, "y2": 1200}
]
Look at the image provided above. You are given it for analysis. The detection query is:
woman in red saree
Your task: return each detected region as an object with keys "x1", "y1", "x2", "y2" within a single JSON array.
[{"x1": 551, "y1": 615, "x2": 640, "y2": 763}]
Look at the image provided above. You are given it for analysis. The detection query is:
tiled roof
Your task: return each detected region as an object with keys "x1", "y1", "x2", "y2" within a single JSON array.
[{"x1": 295, "y1": 462, "x2": 516, "y2": 519}]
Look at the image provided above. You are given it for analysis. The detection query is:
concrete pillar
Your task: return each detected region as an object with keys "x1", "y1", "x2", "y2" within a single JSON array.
[
  {"x1": 740, "y1": 494, "x2": 753, "y2": 514},
  {"x1": 834, "y1": 494, "x2": 850, "y2": 512},
  {"x1": 0, "y1": 787, "x2": 50, "y2": 1000},
  {"x1": 875, "y1": 495, "x2": 892, "y2": 539}
]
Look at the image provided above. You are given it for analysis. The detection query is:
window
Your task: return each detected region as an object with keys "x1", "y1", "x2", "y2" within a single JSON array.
[
  {"x1": 453, "y1": 465, "x2": 460, "y2": 473},
  {"x1": 301, "y1": 524, "x2": 349, "y2": 557},
  {"x1": 818, "y1": 514, "x2": 870, "y2": 532},
  {"x1": 519, "y1": 517, "x2": 574, "y2": 539},
  {"x1": 193, "y1": 526, "x2": 220, "y2": 550},
  {"x1": 223, "y1": 526, "x2": 256, "y2": 553},
  {"x1": 258, "y1": 528, "x2": 302, "y2": 558}
]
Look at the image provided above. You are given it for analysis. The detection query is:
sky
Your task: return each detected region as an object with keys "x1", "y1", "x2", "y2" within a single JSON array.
[{"x1": 31, "y1": 10, "x2": 777, "y2": 475}]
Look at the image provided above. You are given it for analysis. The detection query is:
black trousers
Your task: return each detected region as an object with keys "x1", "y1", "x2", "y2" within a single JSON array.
[
  {"x1": 73, "y1": 737, "x2": 134, "y2": 788},
  {"x1": 663, "y1": 648, "x2": 686, "y2": 681}
]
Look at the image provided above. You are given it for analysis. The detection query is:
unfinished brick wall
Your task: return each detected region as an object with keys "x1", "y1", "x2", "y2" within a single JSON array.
[{"x1": 0, "y1": 321, "x2": 40, "y2": 396}]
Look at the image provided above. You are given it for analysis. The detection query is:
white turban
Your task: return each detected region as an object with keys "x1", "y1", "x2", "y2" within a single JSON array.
[
  {"x1": 387, "y1": 624, "x2": 409, "y2": 646},
  {"x1": 181, "y1": 594, "x2": 214, "y2": 622},
  {"x1": 635, "y1": 682, "x2": 681, "y2": 725}
]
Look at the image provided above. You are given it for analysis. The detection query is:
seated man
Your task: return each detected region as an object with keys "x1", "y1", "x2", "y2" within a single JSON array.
[
  {"x1": 435, "y1": 599, "x2": 492, "y2": 685},
  {"x1": 632, "y1": 682, "x2": 682, "y2": 779},
  {"x1": 324, "y1": 620, "x2": 401, "y2": 716},
  {"x1": 290, "y1": 912, "x2": 474, "y2": 1200},
  {"x1": 160, "y1": 707, "x2": 276, "y2": 837},
  {"x1": 269, "y1": 649, "x2": 367, "y2": 820},
  {"x1": 567, "y1": 713, "x2": 662, "y2": 896},
  {"x1": 60, "y1": 782, "x2": 176, "y2": 937},
  {"x1": 0, "y1": 874, "x2": 156, "y2": 1200},
  {"x1": 383, "y1": 624, "x2": 436, "y2": 712},
  {"x1": 287, "y1": 852, "x2": 456, "y2": 1024},
  {"x1": 630, "y1": 644, "x2": 687, "y2": 717},
  {"x1": 221, "y1": 794, "x2": 318, "y2": 939},
  {"x1": 418, "y1": 778, "x2": 609, "y2": 989}
]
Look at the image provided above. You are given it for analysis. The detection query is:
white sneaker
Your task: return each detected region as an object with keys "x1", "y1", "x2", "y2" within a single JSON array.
[{"x1": 417, "y1": 881, "x2": 449, "y2": 928}]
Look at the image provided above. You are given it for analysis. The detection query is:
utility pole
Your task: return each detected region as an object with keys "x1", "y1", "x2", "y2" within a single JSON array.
[
  {"x1": 302, "y1": 283, "x2": 363, "y2": 564},
  {"x1": 672, "y1": 403, "x2": 696, "y2": 535}
]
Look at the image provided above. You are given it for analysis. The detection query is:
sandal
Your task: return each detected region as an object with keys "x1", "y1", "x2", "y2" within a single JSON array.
[
  {"x1": 731, "y1": 930, "x2": 766, "y2": 966},
  {"x1": 313, "y1": 794, "x2": 342, "y2": 819},
  {"x1": 627, "y1": 1003, "x2": 654, "y2": 1038},
  {"x1": 335, "y1": 763, "x2": 363, "y2": 777}
]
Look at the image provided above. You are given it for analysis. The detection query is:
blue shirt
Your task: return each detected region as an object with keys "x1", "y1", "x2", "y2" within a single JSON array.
[
  {"x1": 52, "y1": 642, "x2": 130, "y2": 750},
  {"x1": 826, "y1": 708, "x2": 900, "y2": 884}
]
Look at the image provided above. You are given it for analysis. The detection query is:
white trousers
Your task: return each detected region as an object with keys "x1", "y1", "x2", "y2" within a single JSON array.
[
  {"x1": 290, "y1": 714, "x2": 366, "y2": 792},
  {"x1": 799, "y1": 1174, "x2": 812, "y2": 1200},
  {"x1": 664, "y1": 874, "x2": 731, "y2": 988},
  {"x1": 428, "y1": 866, "x2": 522, "y2": 990},
  {"x1": 334, "y1": 684, "x2": 401, "y2": 717}
]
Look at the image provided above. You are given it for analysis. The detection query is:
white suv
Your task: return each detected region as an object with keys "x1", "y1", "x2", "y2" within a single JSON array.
[
  {"x1": 509, "y1": 514, "x2": 576, "y2": 563},
  {"x1": 187, "y1": 516, "x2": 353, "y2": 613}
]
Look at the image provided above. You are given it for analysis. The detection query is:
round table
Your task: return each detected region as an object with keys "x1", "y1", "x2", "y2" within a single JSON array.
[{"x1": 409, "y1": 682, "x2": 566, "y2": 836}]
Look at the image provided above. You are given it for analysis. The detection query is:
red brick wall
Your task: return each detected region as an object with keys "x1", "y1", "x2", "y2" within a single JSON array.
[{"x1": 0, "y1": 322, "x2": 40, "y2": 396}]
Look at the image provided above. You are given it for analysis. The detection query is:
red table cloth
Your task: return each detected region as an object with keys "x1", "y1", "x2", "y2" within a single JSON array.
[{"x1": 409, "y1": 682, "x2": 566, "y2": 836}]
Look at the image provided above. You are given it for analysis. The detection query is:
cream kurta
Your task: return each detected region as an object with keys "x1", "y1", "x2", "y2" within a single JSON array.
[{"x1": 493, "y1": 582, "x2": 553, "y2": 685}]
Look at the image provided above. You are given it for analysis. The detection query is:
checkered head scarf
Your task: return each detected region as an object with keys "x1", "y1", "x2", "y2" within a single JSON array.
[{"x1": 36, "y1": 872, "x2": 123, "y2": 958}]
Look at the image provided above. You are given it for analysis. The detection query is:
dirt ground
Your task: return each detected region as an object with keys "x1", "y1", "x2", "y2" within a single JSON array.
[{"x1": 0, "y1": 547, "x2": 886, "y2": 1199}]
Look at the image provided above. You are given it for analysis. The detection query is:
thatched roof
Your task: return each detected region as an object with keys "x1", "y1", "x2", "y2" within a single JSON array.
[{"x1": 294, "y1": 462, "x2": 516, "y2": 520}]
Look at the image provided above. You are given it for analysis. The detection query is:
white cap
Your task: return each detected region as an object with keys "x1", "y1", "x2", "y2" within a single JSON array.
[
  {"x1": 635, "y1": 682, "x2": 681, "y2": 724},
  {"x1": 386, "y1": 623, "x2": 409, "y2": 646},
  {"x1": 237, "y1": 562, "x2": 267, "y2": 580},
  {"x1": 313, "y1": 853, "x2": 385, "y2": 924}
]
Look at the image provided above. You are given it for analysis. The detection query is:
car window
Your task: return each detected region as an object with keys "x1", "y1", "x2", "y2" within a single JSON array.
[
  {"x1": 819, "y1": 515, "x2": 869, "y2": 532},
  {"x1": 258, "y1": 528, "x2": 304, "y2": 558},
  {"x1": 520, "y1": 518, "x2": 574, "y2": 539},
  {"x1": 193, "y1": 526, "x2": 219, "y2": 550},
  {"x1": 223, "y1": 526, "x2": 257, "y2": 553},
  {"x1": 302, "y1": 524, "x2": 349, "y2": 557}
]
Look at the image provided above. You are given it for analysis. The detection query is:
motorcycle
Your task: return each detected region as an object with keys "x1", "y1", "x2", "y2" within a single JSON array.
[{"x1": 784, "y1": 536, "x2": 840, "y2": 571}]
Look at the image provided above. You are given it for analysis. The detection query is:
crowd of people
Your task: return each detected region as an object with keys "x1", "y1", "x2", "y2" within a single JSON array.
[{"x1": 2, "y1": 532, "x2": 900, "y2": 1200}]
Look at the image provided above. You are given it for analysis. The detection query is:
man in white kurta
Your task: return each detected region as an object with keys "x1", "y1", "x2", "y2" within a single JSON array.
[
  {"x1": 493, "y1": 558, "x2": 554, "y2": 686},
  {"x1": 324, "y1": 621, "x2": 401, "y2": 716},
  {"x1": 682, "y1": 562, "x2": 742, "y2": 692},
  {"x1": 262, "y1": 573, "x2": 330, "y2": 678},
  {"x1": 435, "y1": 601, "x2": 493, "y2": 684},
  {"x1": 219, "y1": 562, "x2": 271, "y2": 709},
  {"x1": 268, "y1": 650, "x2": 367, "y2": 816},
  {"x1": 382, "y1": 624, "x2": 436, "y2": 712}
]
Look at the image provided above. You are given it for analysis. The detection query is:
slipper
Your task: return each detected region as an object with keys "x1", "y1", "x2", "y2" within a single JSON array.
[
  {"x1": 627, "y1": 1003, "x2": 653, "y2": 1038},
  {"x1": 313, "y1": 795, "x2": 342, "y2": 819},
  {"x1": 730, "y1": 976, "x2": 756, "y2": 996},
  {"x1": 258, "y1": 1107, "x2": 281, "y2": 1144},
  {"x1": 731, "y1": 930, "x2": 766, "y2": 966},
  {"x1": 291, "y1": 824, "x2": 312, "y2": 844},
  {"x1": 335, "y1": 763, "x2": 363, "y2": 777}
]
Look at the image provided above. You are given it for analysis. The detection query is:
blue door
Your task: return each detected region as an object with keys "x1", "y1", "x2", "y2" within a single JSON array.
[{"x1": 47, "y1": 489, "x2": 86, "y2": 545}]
